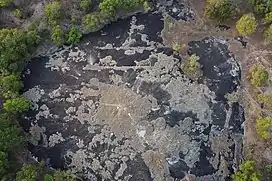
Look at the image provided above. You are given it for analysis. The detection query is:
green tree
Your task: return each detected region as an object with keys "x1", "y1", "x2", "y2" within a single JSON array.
[
  {"x1": 249, "y1": 66, "x2": 269, "y2": 87},
  {"x1": 205, "y1": 0, "x2": 237, "y2": 23},
  {"x1": 16, "y1": 164, "x2": 40, "y2": 181},
  {"x1": 3, "y1": 97, "x2": 31, "y2": 113},
  {"x1": 83, "y1": 13, "x2": 102, "y2": 31},
  {"x1": 236, "y1": 14, "x2": 257, "y2": 36},
  {"x1": 0, "y1": 0, "x2": 12, "y2": 7},
  {"x1": 182, "y1": 54, "x2": 203, "y2": 80},
  {"x1": 0, "y1": 151, "x2": 8, "y2": 176},
  {"x1": 0, "y1": 126, "x2": 22, "y2": 152},
  {"x1": 44, "y1": 174, "x2": 54, "y2": 181},
  {"x1": 0, "y1": 74, "x2": 23, "y2": 98},
  {"x1": 80, "y1": 0, "x2": 92, "y2": 11},
  {"x1": 264, "y1": 12, "x2": 272, "y2": 24},
  {"x1": 248, "y1": 0, "x2": 266, "y2": 15},
  {"x1": 45, "y1": 1, "x2": 61, "y2": 25},
  {"x1": 256, "y1": 116, "x2": 272, "y2": 140},
  {"x1": 257, "y1": 94, "x2": 272, "y2": 109},
  {"x1": 53, "y1": 170, "x2": 76, "y2": 181},
  {"x1": 264, "y1": 24, "x2": 272, "y2": 43},
  {"x1": 51, "y1": 25, "x2": 64, "y2": 46},
  {"x1": 0, "y1": 28, "x2": 38, "y2": 73},
  {"x1": 232, "y1": 160, "x2": 260, "y2": 181},
  {"x1": 66, "y1": 26, "x2": 82, "y2": 44}
]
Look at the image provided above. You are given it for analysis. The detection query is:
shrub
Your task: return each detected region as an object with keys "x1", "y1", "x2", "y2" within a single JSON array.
[
  {"x1": 257, "y1": 94, "x2": 272, "y2": 109},
  {"x1": 66, "y1": 26, "x2": 82, "y2": 44},
  {"x1": 256, "y1": 116, "x2": 272, "y2": 140},
  {"x1": 51, "y1": 25, "x2": 65, "y2": 46},
  {"x1": 265, "y1": 12, "x2": 272, "y2": 24},
  {"x1": 0, "y1": 126, "x2": 22, "y2": 152},
  {"x1": 248, "y1": 0, "x2": 266, "y2": 15},
  {"x1": 172, "y1": 42, "x2": 185, "y2": 53},
  {"x1": 45, "y1": 1, "x2": 61, "y2": 25},
  {"x1": 83, "y1": 13, "x2": 102, "y2": 31},
  {"x1": 13, "y1": 9, "x2": 22, "y2": 19},
  {"x1": 0, "y1": 28, "x2": 39, "y2": 73},
  {"x1": 80, "y1": 0, "x2": 92, "y2": 11},
  {"x1": 53, "y1": 170, "x2": 76, "y2": 181},
  {"x1": 232, "y1": 160, "x2": 261, "y2": 181},
  {"x1": 205, "y1": 0, "x2": 237, "y2": 23},
  {"x1": 182, "y1": 54, "x2": 203, "y2": 80},
  {"x1": 249, "y1": 66, "x2": 269, "y2": 87},
  {"x1": 3, "y1": 97, "x2": 31, "y2": 113},
  {"x1": 225, "y1": 92, "x2": 240, "y2": 106},
  {"x1": 264, "y1": 24, "x2": 272, "y2": 43},
  {"x1": 0, "y1": 74, "x2": 23, "y2": 98},
  {"x1": 236, "y1": 14, "x2": 257, "y2": 36},
  {"x1": 16, "y1": 164, "x2": 41, "y2": 181},
  {"x1": 0, "y1": 151, "x2": 8, "y2": 176},
  {"x1": 44, "y1": 174, "x2": 54, "y2": 181},
  {"x1": 143, "y1": 1, "x2": 151, "y2": 11},
  {"x1": 0, "y1": 0, "x2": 12, "y2": 7}
]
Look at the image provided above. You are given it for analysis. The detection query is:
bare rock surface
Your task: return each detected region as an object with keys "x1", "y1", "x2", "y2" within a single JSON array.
[{"x1": 22, "y1": 3, "x2": 244, "y2": 181}]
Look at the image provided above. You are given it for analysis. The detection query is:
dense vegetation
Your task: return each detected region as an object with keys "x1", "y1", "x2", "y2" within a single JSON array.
[
  {"x1": 236, "y1": 14, "x2": 257, "y2": 36},
  {"x1": 181, "y1": 54, "x2": 203, "y2": 80},
  {"x1": 232, "y1": 160, "x2": 261, "y2": 181}
]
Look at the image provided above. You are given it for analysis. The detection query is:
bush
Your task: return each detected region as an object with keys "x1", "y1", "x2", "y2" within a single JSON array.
[
  {"x1": 182, "y1": 54, "x2": 203, "y2": 80},
  {"x1": 45, "y1": 1, "x2": 61, "y2": 25},
  {"x1": 249, "y1": 66, "x2": 269, "y2": 87},
  {"x1": 0, "y1": 74, "x2": 23, "y2": 98},
  {"x1": 13, "y1": 9, "x2": 22, "y2": 19},
  {"x1": 249, "y1": 0, "x2": 266, "y2": 15},
  {"x1": 51, "y1": 25, "x2": 65, "y2": 46},
  {"x1": 44, "y1": 174, "x2": 54, "y2": 181},
  {"x1": 205, "y1": 0, "x2": 237, "y2": 23},
  {"x1": 172, "y1": 42, "x2": 186, "y2": 53},
  {"x1": 143, "y1": 1, "x2": 151, "y2": 11},
  {"x1": 16, "y1": 164, "x2": 41, "y2": 181},
  {"x1": 83, "y1": 13, "x2": 103, "y2": 31},
  {"x1": 265, "y1": 12, "x2": 272, "y2": 24},
  {"x1": 0, "y1": 151, "x2": 8, "y2": 176},
  {"x1": 236, "y1": 14, "x2": 257, "y2": 36},
  {"x1": 256, "y1": 116, "x2": 272, "y2": 140},
  {"x1": 52, "y1": 170, "x2": 76, "y2": 181},
  {"x1": 264, "y1": 24, "x2": 272, "y2": 43},
  {"x1": 0, "y1": 0, "x2": 12, "y2": 7},
  {"x1": 3, "y1": 97, "x2": 30, "y2": 113},
  {"x1": 225, "y1": 92, "x2": 240, "y2": 106},
  {"x1": 257, "y1": 94, "x2": 272, "y2": 109},
  {"x1": 232, "y1": 160, "x2": 260, "y2": 181},
  {"x1": 0, "y1": 28, "x2": 39, "y2": 73},
  {"x1": 0, "y1": 126, "x2": 22, "y2": 152},
  {"x1": 80, "y1": 0, "x2": 92, "y2": 11},
  {"x1": 66, "y1": 26, "x2": 82, "y2": 44}
]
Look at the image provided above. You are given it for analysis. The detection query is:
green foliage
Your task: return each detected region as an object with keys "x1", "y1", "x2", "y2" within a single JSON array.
[
  {"x1": 99, "y1": 0, "x2": 145, "y2": 16},
  {"x1": 205, "y1": 0, "x2": 237, "y2": 23},
  {"x1": 257, "y1": 94, "x2": 272, "y2": 109},
  {"x1": 264, "y1": 24, "x2": 272, "y2": 43},
  {"x1": 66, "y1": 26, "x2": 82, "y2": 44},
  {"x1": 80, "y1": 0, "x2": 92, "y2": 11},
  {"x1": 143, "y1": 1, "x2": 151, "y2": 11},
  {"x1": 249, "y1": 66, "x2": 269, "y2": 87},
  {"x1": 236, "y1": 14, "x2": 257, "y2": 36},
  {"x1": 265, "y1": 12, "x2": 272, "y2": 24},
  {"x1": 0, "y1": 151, "x2": 8, "y2": 176},
  {"x1": 3, "y1": 97, "x2": 31, "y2": 114},
  {"x1": 16, "y1": 164, "x2": 40, "y2": 181},
  {"x1": 225, "y1": 92, "x2": 240, "y2": 106},
  {"x1": 83, "y1": 13, "x2": 104, "y2": 31},
  {"x1": 232, "y1": 160, "x2": 261, "y2": 181},
  {"x1": 0, "y1": 28, "x2": 39, "y2": 73},
  {"x1": 172, "y1": 42, "x2": 185, "y2": 53},
  {"x1": 0, "y1": 74, "x2": 23, "y2": 98},
  {"x1": 45, "y1": 1, "x2": 61, "y2": 25},
  {"x1": 256, "y1": 116, "x2": 272, "y2": 140},
  {"x1": 51, "y1": 25, "x2": 65, "y2": 46},
  {"x1": 0, "y1": 126, "x2": 22, "y2": 152},
  {"x1": 44, "y1": 174, "x2": 54, "y2": 181},
  {"x1": 0, "y1": 0, "x2": 12, "y2": 7},
  {"x1": 248, "y1": 0, "x2": 272, "y2": 15},
  {"x1": 52, "y1": 170, "x2": 76, "y2": 181},
  {"x1": 13, "y1": 9, "x2": 22, "y2": 19},
  {"x1": 182, "y1": 54, "x2": 203, "y2": 80}
]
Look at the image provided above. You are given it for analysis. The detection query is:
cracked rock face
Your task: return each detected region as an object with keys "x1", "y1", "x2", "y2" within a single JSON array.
[{"x1": 22, "y1": 5, "x2": 243, "y2": 181}]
